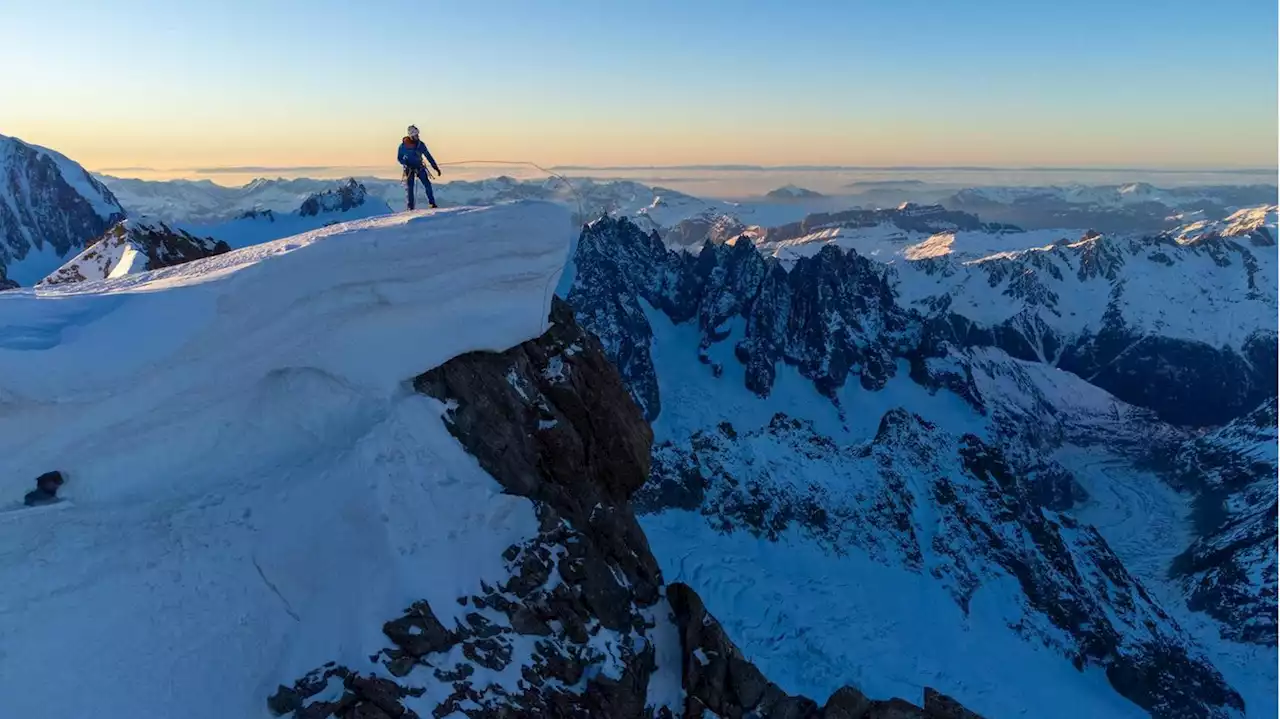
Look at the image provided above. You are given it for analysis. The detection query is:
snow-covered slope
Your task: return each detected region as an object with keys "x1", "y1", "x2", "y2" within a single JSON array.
[
  {"x1": 0, "y1": 200, "x2": 992, "y2": 719},
  {"x1": 101, "y1": 173, "x2": 830, "y2": 250},
  {"x1": 723, "y1": 202, "x2": 1277, "y2": 426},
  {"x1": 0, "y1": 203, "x2": 576, "y2": 718},
  {"x1": 900, "y1": 207, "x2": 1278, "y2": 425},
  {"x1": 0, "y1": 133, "x2": 127, "y2": 286},
  {"x1": 37, "y1": 216, "x2": 230, "y2": 286}
]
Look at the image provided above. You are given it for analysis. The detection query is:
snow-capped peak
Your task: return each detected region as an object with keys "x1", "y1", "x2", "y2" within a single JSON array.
[
  {"x1": 36, "y1": 216, "x2": 230, "y2": 287},
  {"x1": 0, "y1": 133, "x2": 127, "y2": 285}
]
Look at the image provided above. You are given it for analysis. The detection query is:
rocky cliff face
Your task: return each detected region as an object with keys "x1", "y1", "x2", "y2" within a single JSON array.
[
  {"x1": 640, "y1": 407, "x2": 1242, "y2": 719},
  {"x1": 910, "y1": 222, "x2": 1278, "y2": 427},
  {"x1": 571, "y1": 212, "x2": 1276, "y2": 429},
  {"x1": 299, "y1": 178, "x2": 372, "y2": 217},
  {"x1": 569, "y1": 216, "x2": 919, "y2": 419},
  {"x1": 1172, "y1": 402, "x2": 1278, "y2": 646},
  {"x1": 0, "y1": 133, "x2": 126, "y2": 281},
  {"x1": 37, "y1": 217, "x2": 230, "y2": 286},
  {"x1": 568, "y1": 215, "x2": 1267, "y2": 718},
  {"x1": 268, "y1": 299, "x2": 985, "y2": 719}
]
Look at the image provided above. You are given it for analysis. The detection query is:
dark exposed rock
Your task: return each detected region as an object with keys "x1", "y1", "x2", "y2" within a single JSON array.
[
  {"x1": 415, "y1": 296, "x2": 663, "y2": 610},
  {"x1": 1171, "y1": 401, "x2": 1278, "y2": 645},
  {"x1": 298, "y1": 178, "x2": 370, "y2": 217},
  {"x1": 668, "y1": 582, "x2": 984, "y2": 719},
  {"x1": 866, "y1": 698, "x2": 926, "y2": 718},
  {"x1": 237, "y1": 207, "x2": 275, "y2": 221},
  {"x1": 271, "y1": 665, "x2": 424, "y2": 719},
  {"x1": 821, "y1": 686, "x2": 872, "y2": 718},
  {"x1": 268, "y1": 685, "x2": 304, "y2": 716},
  {"x1": 921, "y1": 687, "x2": 983, "y2": 719},
  {"x1": 37, "y1": 217, "x2": 230, "y2": 286},
  {"x1": 270, "y1": 296, "x2": 994, "y2": 719},
  {"x1": 572, "y1": 214, "x2": 1275, "y2": 429},
  {"x1": 0, "y1": 134, "x2": 126, "y2": 281},
  {"x1": 461, "y1": 637, "x2": 512, "y2": 671},
  {"x1": 23, "y1": 470, "x2": 65, "y2": 506},
  {"x1": 640, "y1": 405, "x2": 1242, "y2": 719},
  {"x1": 382, "y1": 601, "x2": 456, "y2": 657},
  {"x1": 507, "y1": 606, "x2": 552, "y2": 636}
]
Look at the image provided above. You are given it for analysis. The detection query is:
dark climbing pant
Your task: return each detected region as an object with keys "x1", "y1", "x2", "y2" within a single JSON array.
[{"x1": 403, "y1": 165, "x2": 436, "y2": 210}]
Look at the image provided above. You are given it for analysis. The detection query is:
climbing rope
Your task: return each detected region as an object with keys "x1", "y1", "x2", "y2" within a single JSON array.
[{"x1": 434, "y1": 159, "x2": 588, "y2": 334}]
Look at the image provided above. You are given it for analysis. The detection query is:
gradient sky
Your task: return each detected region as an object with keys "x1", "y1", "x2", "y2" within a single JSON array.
[{"x1": 2, "y1": 0, "x2": 1276, "y2": 177}]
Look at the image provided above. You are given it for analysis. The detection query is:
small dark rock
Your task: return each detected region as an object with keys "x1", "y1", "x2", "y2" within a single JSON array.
[
  {"x1": 267, "y1": 685, "x2": 303, "y2": 716},
  {"x1": 382, "y1": 601, "x2": 456, "y2": 657},
  {"x1": 349, "y1": 675, "x2": 408, "y2": 718},
  {"x1": 433, "y1": 663, "x2": 475, "y2": 683},
  {"x1": 383, "y1": 651, "x2": 416, "y2": 678},
  {"x1": 23, "y1": 488, "x2": 59, "y2": 507},
  {"x1": 464, "y1": 612, "x2": 504, "y2": 639},
  {"x1": 463, "y1": 637, "x2": 513, "y2": 671}
]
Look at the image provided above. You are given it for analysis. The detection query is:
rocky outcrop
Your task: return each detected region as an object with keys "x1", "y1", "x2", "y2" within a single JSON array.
[
  {"x1": 0, "y1": 134, "x2": 126, "y2": 278},
  {"x1": 238, "y1": 208, "x2": 276, "y2": 221},
  {"x1": 299, "y1": 178, "x2": 371, "y2": 217},
  {"x1": 1172, "y1": 402, "x2": 1278, "y2": 645},
  {"x1": 568, "y1": 216, "x2": 917, "y2": 417},
  {"x1": 912, "y1": 228, "x2": 1277, "y2": 427},
  {"x1": 573, "y1": 214, "x2": 1276, "y2": 428},
  {"x1": 37, "y1": 217, "x2": 230, "y2": 286},
  {"x1": 270, "y1": 298, "x2": 987, "y2": 718},
  {"x1": 667, "y1": 582, "x2": 984, "y2": 719},
  {"x1": 640, "y1": 409, "x2": 1244, "y2": 719},
  {"x1": 663, "y1": 212, "x2": 749, "y2": 248}
]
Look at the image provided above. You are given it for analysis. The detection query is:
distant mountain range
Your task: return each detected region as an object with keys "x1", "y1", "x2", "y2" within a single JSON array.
[{"x1": 0, "y1": 136, "x2": 1275, "y2": 719}]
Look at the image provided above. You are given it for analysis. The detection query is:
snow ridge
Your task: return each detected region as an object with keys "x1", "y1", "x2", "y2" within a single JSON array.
[{"x1": 0, "y1": 203, "x2": 572, "y2": 719}]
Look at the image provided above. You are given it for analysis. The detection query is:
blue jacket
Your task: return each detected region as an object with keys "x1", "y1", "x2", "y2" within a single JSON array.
[{"x1": 398, "y1": 137, "x2": 440, "y2": 172}]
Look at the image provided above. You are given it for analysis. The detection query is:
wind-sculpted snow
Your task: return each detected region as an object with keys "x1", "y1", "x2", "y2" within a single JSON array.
[{"x1": 0, "y1": 203, "x2": 574, "y2": 718}]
